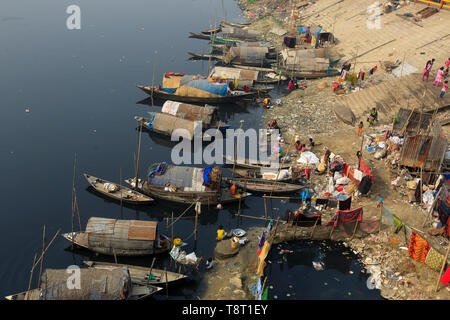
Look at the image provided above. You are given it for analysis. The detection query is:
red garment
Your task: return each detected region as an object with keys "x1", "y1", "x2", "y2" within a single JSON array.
[{"x1": 441, "y1": 267, "x2": 450, "y2": 285}]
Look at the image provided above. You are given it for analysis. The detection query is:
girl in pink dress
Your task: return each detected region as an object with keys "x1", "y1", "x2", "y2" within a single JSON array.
[{"x1": 433, "y1": 67, "x2": 444, "y2": 86}]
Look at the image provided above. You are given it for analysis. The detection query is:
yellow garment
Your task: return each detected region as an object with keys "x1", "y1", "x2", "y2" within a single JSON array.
[
  {"x1": 257, "y1": 241, "x2": 271, "y2": 275},
  {"x1": 318, "y1": 163, "x2": 326, "y2": 173},
  {"x1": 217, "y1": 229, "x2": 225, "y2": 240},
  {"x1": 425, "y1": 247, "x2": 445, "y2": 272}
]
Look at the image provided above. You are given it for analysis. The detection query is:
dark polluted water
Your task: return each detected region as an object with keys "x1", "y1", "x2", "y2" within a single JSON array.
[
  {"x1": 265, "y1": 240, "x2": 383, "y2": 300},
  {"x1": 0, "y1": 0, "x2": 382, "y2": 300}
]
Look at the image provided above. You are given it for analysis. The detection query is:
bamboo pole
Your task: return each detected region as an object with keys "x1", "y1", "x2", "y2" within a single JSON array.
[
  {"x1": 310, "y1": 218, "x2": 319, "y2": 238},
  {"x1": 26, "y1": 253, "x2": 38, "y2": 297},
  {"x1": 151, "y1": 50, "x2": 157, "y2": 114},
  {"x1": 74, "y1": 192, "x2": 82, "y2": 231},
  {"x1": 423, "y1": 187, "x2": 442, "y2": 227},
  {"x1": 435, "y1": 244, "x2": 450, "y2": 292},
  {"x1": 31, "y1": 229, "x2": 61, "y2": 271},
  {"x1": 113, "y1": 248, "x2": 118, "y2": 264},
  {"x1": 165, "y1": 267, "x2": 169, "y2": 298},
  {"x1": 351, "y1": 219, "x2": 360, "y2": 240},
  {"x1": 378, "y1": 201, "x2": 383, "y2": 233},
  {"x1": 134, "y1": 123, "x2": 143, "y2": 190},
  {"x1": 264, "y1": 196, "x2": 268, "y2": 222},
  {"x1": 171, "y1": 211, "x2": 174, "y2": 242},
  {"x1": 71, "y1": 153, "x2": 76, "y2": 248},
  {"x1": 120, "y1": 168, "x2": 123, "y2": 216},
  {"x1": 329, "y1": 224, "x2": 336, "y2": 240},
  {"x1": 38, "y1": 224, "x2": 46, "y2": 288},
  {"x1": 168, "y1": 202, "x2": 196, "y2": 229},
  {"x1": 194, "y1": 202, "x2": 199, "y2": 241},
  {"x1": 146, "y1": 257, "x2": 156, "y2": 285},
  {"x1": 232, "y1": 120, "x2": 245, "y2": 178},
  {"x1": 258, "y1": 276, "x2": 268, "y2": 300}
]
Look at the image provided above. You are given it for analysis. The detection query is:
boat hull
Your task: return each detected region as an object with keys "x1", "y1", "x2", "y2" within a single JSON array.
[{"x1": 137, "y1": 86, "x2": 254, "y2": 104}]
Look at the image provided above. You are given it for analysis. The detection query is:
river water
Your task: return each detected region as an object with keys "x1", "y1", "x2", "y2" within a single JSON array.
[{"x1": 0, "y1": 0, "x2": 381, "y2": 300}]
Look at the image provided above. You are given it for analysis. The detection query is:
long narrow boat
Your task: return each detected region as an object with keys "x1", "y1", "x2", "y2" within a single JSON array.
[
  {"x1": 189, "y1": 32, "x2": 241, "y2": 44},
  {"x1": 273, "y1": 66, "x2": 341, "y2": 79},
  {"x1": 5, "y1": 267, "x2": 162, "y2": 300},
  {"x1": 83, "y1": 261, "x2": 187, "y2": 286},
  {"x1": 188, "y1": 52, "x2": 222, "y2": 61},
  {"x1": 137, "y1": 86, "x2": 254, "y2": 104},
  {"x1": 223, "y1": 154, "x2": 294, "y2": 169},
  {"x1": 231, "y1": 168, "x2": 293, "y2": 181},
  {"x1": 220, "y1": 20, "x2": 251, "y2": 28},
  {"x1": 223, "y1": 177, "x2": 304, "y2": 194},
  {"x1": 62, "y1": 217, "x2": 171, "y2": 256},
  {"x1": 125, "y1": 178, "x2": 251, "y2": 205},
  {"x1": 84, "y1": 173, "x2": 154, "y2": 204},
  {"x1": 201, "y1": 26, "x2": 221, "y2": 35}
]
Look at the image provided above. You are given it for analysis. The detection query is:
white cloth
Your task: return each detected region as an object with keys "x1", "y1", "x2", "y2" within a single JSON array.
[
  {"x1": 353, "y1": 169, "x2": 363, "y2": 181},
  {"x1": 297, "y1": 151, "x2": 320, "y2": 165}
]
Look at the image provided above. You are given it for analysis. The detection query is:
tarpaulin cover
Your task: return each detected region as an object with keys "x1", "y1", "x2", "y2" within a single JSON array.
[
  {"x1": 178, "y1": 78, "x2": 227, "y2": 97},
  {"x1": 40, "y1": 267, "x2": 131, "y2": 300},
  {"x1": 147, "y1": 165, "x2": 207, "y2": 191},
  {"x1": 162, "y1": 100, "x2": 217, "y2": 124},
  {"x1": 224, "y1": 47, "x2": 268, "y2": 64},
  {"x1": 326, "y1": 207, "x2": 363, "y2": 227},
  {"x1": 203, "y1": 166, "x2": 213, "y2": 186}
]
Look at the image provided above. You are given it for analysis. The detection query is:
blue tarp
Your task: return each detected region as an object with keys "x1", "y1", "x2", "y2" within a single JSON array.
[
  {"x1": 183, "y1": 79, "x2": 227, "y2": 97},
  {"x1": 160, "y1": 88, "x2": 177, "y2": 94},
  {"x1": 203, "y1": 166, "x2": 213, "y2": 185},
  {"x1": 148, "y1": 162, "x2": 167, "y2": 181}
]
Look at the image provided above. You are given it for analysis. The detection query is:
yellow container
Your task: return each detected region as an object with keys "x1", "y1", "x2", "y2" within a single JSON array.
[{"x1": 231, "y1": 238, "x2": 239, "y2": 249}]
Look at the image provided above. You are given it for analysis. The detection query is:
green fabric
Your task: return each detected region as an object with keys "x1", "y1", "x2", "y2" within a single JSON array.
[
  {"x1": 148, "y1": 273, "x2": 155, "y2": 280},
  {"x1": 261, "y1": 286, "x2": 269, "y2": 300},
  {"x1": 393, "y1": 214, "x2": 405, "y2": 233}
]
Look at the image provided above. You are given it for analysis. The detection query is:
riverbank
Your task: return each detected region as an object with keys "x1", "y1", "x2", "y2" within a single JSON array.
[{"x1": 199, "y1": 0, "x2": 450, "y2": 300}]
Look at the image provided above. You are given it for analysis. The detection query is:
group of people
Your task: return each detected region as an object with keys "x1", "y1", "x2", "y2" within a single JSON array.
[
  {"x1": 423, "y1": 58, "x2": 449, "y2": 98},
  {"x1": 294, "y1": 137, "x2": 315, "y2": 154}
]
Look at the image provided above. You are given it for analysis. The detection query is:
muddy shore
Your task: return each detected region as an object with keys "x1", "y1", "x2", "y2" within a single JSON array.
[{"x1": 198, "y1": 0, "x2": 449, "y2": 300}]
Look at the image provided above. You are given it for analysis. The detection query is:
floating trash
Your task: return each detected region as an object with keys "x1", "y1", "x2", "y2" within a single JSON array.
[
  {"x1": 312, "y1": 261, "x2": 324, "y2": 271},
  {"x1": 349, "y1": 271, "x2": 354, "y2": 274},
  {"x1": 25, "y1": 108, "x2": 30, "y2": 113}
]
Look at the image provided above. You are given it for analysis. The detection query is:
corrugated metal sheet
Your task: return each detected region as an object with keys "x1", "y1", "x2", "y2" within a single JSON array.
[
  {"x1": 128, "y1": 220, "x2": 157, "y2": 240},
  {"x1": 392, "y1": 108, "x2": 432, "y2": 134},
  {"x1": 147, "y1": 165, "x2": 207, "y2": 191},
  {"x1": 86, "y1": 218, "x2": 116, "y2": 234},
  {"x1": 400, "y1": 135, "x2": 448, "y2": 170}
]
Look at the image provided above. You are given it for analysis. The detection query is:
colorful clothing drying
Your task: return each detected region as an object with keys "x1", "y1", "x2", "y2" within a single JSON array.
[{"x1": 408, "y1": 231, "x2": 431, "y2": 263}]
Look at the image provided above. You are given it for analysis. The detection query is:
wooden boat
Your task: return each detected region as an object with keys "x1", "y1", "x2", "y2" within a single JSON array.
[
  {"x1": 83, "y1": 261, "x2": 187, "y2": 286},
  {"x1": 5, "y1": 267, "x2": 162, "y2": 300},
  {"x1": 274, "y1": 66, "x2": 340, "y2": 79},
  {"x1": 188, "y1": 52, "x2": 222, "y2": 61},
  {"x1": 84, "y1": 173, "x2": 154, "y2": 204},
  {"x1": 201, "y1": 26, "x2": 221, "y2": 35},
  {"x1": 223, "y1": 177, "x2": 304, "y2": 194},
  {"x1": 231, "y1": 168, "x2": 293, "y2": 181},
  {"x1": 125, "y1": 178, "x2": 251, "y2": 205},
  {"x1": 124, "y1": 162, "x2": 252, "y2": 205},
  {"x1": 223, "y1": 154, "x2": 294, "y2": 169},
  {"x1": 189, "y1": 32, "x2": 241, "y2": 44},
  {"x1": 221, "y1": 20, "x2": 251, "y2": 28},
  {"x1": 137, "y1": 86, "x2": 254, "y2": 104},
  {"x1": 61, "y1": 217, "x2": 171, "y2": 256}
]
